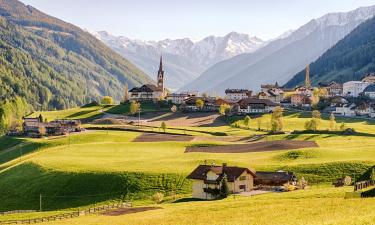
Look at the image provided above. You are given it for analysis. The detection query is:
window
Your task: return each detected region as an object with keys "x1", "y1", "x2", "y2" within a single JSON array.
[
  {"x1": 239, "y1": 176, "x2": 246, "y2": 181},
  {"x1": 239, "y1": 185, "x2": 246, "y2": 190}
]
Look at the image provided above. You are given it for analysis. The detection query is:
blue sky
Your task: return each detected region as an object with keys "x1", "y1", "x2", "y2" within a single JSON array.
[{"x1": 20, "y1": 0, "x2": 375, "y2": 41}]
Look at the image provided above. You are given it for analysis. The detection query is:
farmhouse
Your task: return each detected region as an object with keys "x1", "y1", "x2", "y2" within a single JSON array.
[
  {"x1": 290, "y1": 94, "x2": 312, "y2": 107},
  {"x1": 319, "y1": 82, "x2": 343, "y2": 96},
  {"x1": 129, "y1": 55, "x2": 166, "y2": 101},
  {"x1": 224, "y1": 89, "x2": 252, "y2": 102},
  {"x1": 23, "y1": 118, "x2": 81, "y2": 137},
  {"x1": 258, "y1": 88, "x2": 284, "y2": 103},
  {"x1": 166, "y1": 92, "x2": 198, "y2": 104},
  {"x1": 332, "y1": 103, "x2": 356, "y2": 116},
  {"x1": 254, "y1": 171, "x2": 297, "y2": 187},
  {"x1": 362, "y1": 73, "x2": 375, "y2": 83},
  {"x1": 235, "y1": 98, "x2": 278, "y2": 115},
  {"x1": 187, "y1": 164, "x2": 255, "y2": 199}
]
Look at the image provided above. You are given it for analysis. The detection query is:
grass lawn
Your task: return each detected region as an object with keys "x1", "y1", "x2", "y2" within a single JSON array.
[
  {"x1": 30, "y1": 106, "x2": 107, "y2": 121},
  {"x1": 42, "y1": 186, "x2": 375, "y2": 225}
]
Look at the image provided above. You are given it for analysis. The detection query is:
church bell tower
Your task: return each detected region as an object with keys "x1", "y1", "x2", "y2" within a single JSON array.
[{"x1": 157, "y1": 55, "x2": 164, "y2": 91}]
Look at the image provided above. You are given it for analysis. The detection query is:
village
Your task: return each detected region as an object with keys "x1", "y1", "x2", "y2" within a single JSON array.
[{"x1": 10, "y1": 57, "x2": 374, "y2": 202}]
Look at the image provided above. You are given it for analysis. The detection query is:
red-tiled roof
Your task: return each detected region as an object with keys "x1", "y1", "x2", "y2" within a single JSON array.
[{"x1": 187, "y1": 165, "x2": 255, "y2": 182}]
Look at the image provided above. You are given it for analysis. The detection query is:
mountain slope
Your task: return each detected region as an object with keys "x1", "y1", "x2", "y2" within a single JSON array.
[
  {"x1": 0, "y1": 0, "x2": 151, "y2": 109},
  {"x1": 181, "y1": 5, "x2": 375, "y2": 93},
  {"x1": 92, "y1": 31, "x2": 265, "y2": 90},
  {"x1": 285, "y1": 15, "x2": 375, "y2": 87}
]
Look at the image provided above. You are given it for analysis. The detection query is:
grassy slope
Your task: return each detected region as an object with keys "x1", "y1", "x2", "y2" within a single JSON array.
[
  {"x1": 45, "y1": 186, "x2": 375, "y2": 225},
  {"x1": 1, "y1": 109, "x2": 375, "y2": 223}
]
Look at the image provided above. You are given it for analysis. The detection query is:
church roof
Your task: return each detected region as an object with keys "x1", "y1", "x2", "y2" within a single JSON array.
[{"x1": 363, "y1": 84, "x2": 375, "y2": 92}]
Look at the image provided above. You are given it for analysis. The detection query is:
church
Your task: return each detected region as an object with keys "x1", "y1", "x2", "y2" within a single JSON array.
[{"x1": 128, "y1": 55, "x2": 166, "y2": 102}]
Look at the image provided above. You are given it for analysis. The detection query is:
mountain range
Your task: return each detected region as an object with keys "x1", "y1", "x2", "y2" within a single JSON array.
[
  {"x1": 286, "y1": 14, "x2": 375, "y2": 88},
  {"x1": 180, "y1": 5, "x2": 375, "y2": 94},
  {"x1": 91, "y1": 31, "x2": 265, "y2": 90},
  {"x1": 0, "y1": 0, "x2": 151, "y2": 110}
]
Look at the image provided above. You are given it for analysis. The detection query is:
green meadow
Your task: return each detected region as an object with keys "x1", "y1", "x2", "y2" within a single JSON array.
[{"x1": 1, "y1": 108, "x2": 375, "y2": 224}]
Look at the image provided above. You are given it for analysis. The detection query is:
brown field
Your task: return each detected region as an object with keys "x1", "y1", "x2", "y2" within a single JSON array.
[
  {"x1": 133, "y1": 133, "x2": 195, "y2": 142},
  {"x1": 145, "y1": 112, "x2": 225, "y2": 127},
  {"x1": 185, "y1": 140, "x2": 318, "y2": 153},
  {"x1": 100, "y1": 207, "x2": 162, "y2": 216}
]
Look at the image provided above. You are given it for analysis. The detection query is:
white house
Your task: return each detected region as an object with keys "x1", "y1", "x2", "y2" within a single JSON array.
[
  {"x1": 343, "y1": 81, "x2": 371, "y2": 97},
  {"x1": 258, "y1": 88, "x2": 284, "y2": 103},
  {"x1": 236, "y1": 98, "x2": 278, "y2": 115},
  {"x1": 166, "y1": 92, "x2": 198, "y2": 104},
  {"x1": 225, "y1": 89, "x2": 252, "y2": 102},
  {"x1": 187, "y1": 164, "x2": 255, "y2": 200},
  {"x1": 333, "y1": 103, "x2": 356, "y2": 117}
]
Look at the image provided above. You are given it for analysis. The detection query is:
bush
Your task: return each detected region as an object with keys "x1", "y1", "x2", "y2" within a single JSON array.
[{"x1": 152, "y1": 192, "x2": 164, "y2": 204}]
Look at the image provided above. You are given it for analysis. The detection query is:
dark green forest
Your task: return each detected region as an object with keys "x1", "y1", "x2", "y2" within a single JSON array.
[
  {"x1": 0, "y1": 0, "x2": 151, "y2": 110},
  {"x1": 285, "y1": 15, "x2": 375, "y2": 88}
]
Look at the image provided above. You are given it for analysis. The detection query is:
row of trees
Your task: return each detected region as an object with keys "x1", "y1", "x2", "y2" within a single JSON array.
[{"x1": 0, "y1": 97, "x2": 30, "y2": 133}]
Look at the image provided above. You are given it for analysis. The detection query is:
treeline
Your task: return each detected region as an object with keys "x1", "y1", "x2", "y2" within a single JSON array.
[
  {"x1": 0, "y1": 0, "x2": 152, "y2": 110},
  {"x1": 285, "y1": 15, "x2": 375, "y2": 88},
  {"x1": 0, "y1": 96, "x2": 30, "y2": 133}
]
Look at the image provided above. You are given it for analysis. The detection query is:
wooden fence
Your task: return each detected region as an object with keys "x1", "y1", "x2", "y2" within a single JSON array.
[
  {"x1": 354, "y1": 180, "x2": 375, "y2": 192},
  {"x1": 0, "y1": 210, "x2": 36, "y2": 216},
  {"x1": 0, "y1": 202, "x2": 131, "y2": 224}
]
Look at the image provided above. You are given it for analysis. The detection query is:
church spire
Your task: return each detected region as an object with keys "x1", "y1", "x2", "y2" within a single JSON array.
[{"x1": 159, "y1": 54, "x2": 163, "y2": 72}]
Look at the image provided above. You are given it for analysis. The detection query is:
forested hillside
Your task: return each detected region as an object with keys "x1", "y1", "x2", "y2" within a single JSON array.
[
  {"x1": 0, "y1": 0, "x2": 151, "y2": 110},
  {"x1": 285, "y1": 16, "x2": 375, "y2": 87}
]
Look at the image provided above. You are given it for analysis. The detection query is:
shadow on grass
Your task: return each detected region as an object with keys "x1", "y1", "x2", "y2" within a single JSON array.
[{"x1": 172, "y1": 198, "x2": 208, "y2": 203}]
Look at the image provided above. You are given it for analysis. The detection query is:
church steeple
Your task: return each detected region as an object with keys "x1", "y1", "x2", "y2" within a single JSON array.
[{"x1": 157, "y1": 54, "x2": 164, "y2": 91}]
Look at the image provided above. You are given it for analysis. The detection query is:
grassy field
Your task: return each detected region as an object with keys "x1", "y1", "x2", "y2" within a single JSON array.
[
  {"x1": 42, "y1": 186, "x2": 375, "y2": 225},
  {"x1": 1, "y1": 108, "x2": 375, "y2": 224}
]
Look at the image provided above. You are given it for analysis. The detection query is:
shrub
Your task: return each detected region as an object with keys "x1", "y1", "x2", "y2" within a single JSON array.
[{"x1": 152, "y1": 192, "x2": 164, "y2": 204}]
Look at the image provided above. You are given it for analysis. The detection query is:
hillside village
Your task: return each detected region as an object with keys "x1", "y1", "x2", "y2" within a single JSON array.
[{"x1": 1, "y1": 1, "x2": 375, "y2": 225}]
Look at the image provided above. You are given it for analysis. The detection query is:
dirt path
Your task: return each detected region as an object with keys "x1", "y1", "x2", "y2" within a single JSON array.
[
  {"x1": 185, "y1": 140, "x2": 318, "y2": 153},
  {"x1": 101, "y1": 207, "x2": 162, "y2": 216}
]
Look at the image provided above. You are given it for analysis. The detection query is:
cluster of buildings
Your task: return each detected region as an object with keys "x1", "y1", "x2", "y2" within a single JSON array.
[
  {"x1": 127, "y1": 58, "x2": 375, "y2": 118},
  {"x1": 187, "y1": 163, "x2": 297, "y2": 199},
  {"x1": 20, "y1": 117, "x2": 82, "y2": 137}
]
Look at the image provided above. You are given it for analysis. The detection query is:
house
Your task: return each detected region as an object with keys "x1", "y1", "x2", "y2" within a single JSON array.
[
  {"x1": 235, "y1": 98, "x2": 278, "y2": 115},
  {"x1": 260, "y1": 82, "x2": 280, "y2": 92},
  {"x1": 258, "y1": 88, "x2": 284, "y2": 103},
  {"x1": 224, "y1": 89, "x2": 252, "y2": 102},
  {"x1": 319, "y1": 82, "x2": 343, "y2": 96},
  {"x1": 355, "y1": 103, "x2": 373, "y2": 117},
  {"x1": 362, "y1": 73, "x2": 375, "y2": 83},
  {"x1": 343, "y1": 81, "x2": 371, "y2": 97},
  {"x1": 333, "y1": 103, "x2": 356, "y2": 116},
  {"x1": 295, "y1": 86, "x2": 313, "y2": 96},
  {"x1": 254, "y1": 171, "x2": 297, "y2": 187},
  {"x1": 23, "y1": 118, "x2": 81, "y2": 137},
  {"x1": 181, "y1": 97, "x2": 217, "y2": 112},
  {"x1": 290, "y1": 94, "x2": 312, "y2": 107},
  {"x1": 166, "y1": 92, "x2": 198, "y2": 104},
  {"x1": 129, "y1": 56, "x2": 166, "y2": 101},
  {"x1": 362, "y1": 84, "x2": 375, "y2": 99},
  {"x1": 187, "y1": 164, "x2": 256, "y2": 199}
]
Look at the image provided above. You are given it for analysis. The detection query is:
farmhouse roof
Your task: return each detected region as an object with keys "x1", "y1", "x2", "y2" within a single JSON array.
[
  {"x1": 129, "y1": 84, "x2": 162, "y2": 93},
  {"x1": 187, "y1": 165, "x2": 255, "y2": 182},
  {"x1": 255, "y1": 171, "x2": 296, "y2": 182},
  {"x1": 225, "y1": 89, "x2": 252, "y2": 95}
]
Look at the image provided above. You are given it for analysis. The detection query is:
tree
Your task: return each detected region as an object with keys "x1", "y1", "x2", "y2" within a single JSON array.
[
  {"x1": 219, "y1": 104, "x2": 231, "y2": 116},
  {"x1": 160, "y1": 121, "x2": 167, "y2": 133},
  {"x1": 123, "y1": 82, "x2": 129, "y2": 103},
  {"x1": 305, "y1": 110, "x2": 321, "y2": 131},
  {"x1": 371, "y1": 167, "x2": 375, "y2": 181},
  {"x1": 243, "y1": 115, "x2": 251, "y2": 128},
  {"x1": 38, "y1": 114, "x2": 43, "y2": 123},
  {"x1": 220, "y1": 174, "x2": 230, "y2": 198},
  {"x1": 152, "y1": 192, "x2": 164, "y2": 204},
  {"x1": 130, "y1": 101, "x2": 141, "y2": 115},
  {"x1": 196, "y1": 99, "x2": 204, "y2": 110},
  {"x1": 340, "y1": 122, "x2": 346, "y2": 131},
  {"x1": 101, "y1": 96, "x2": 114, "y2": 105},
  {"x1": 256, "y1": 117, "x2": 262, "y2": 131},
  {"x1": 329, "y1": 113, "x2": 336, "y2": 131},
  {"x1": 171, "y1": 105, "x2": 177, "y2": 113},
  {"x1": 271, "y1": 106, "x2": 283, "y2": 132},
  {"x1": 312, "y1": 88, "x2": 320, "y2": 107}
]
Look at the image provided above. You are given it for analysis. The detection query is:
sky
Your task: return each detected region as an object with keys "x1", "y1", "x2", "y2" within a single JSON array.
[{"x1": 19, "y1": 0, "x2": 375, "y2": 41}]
